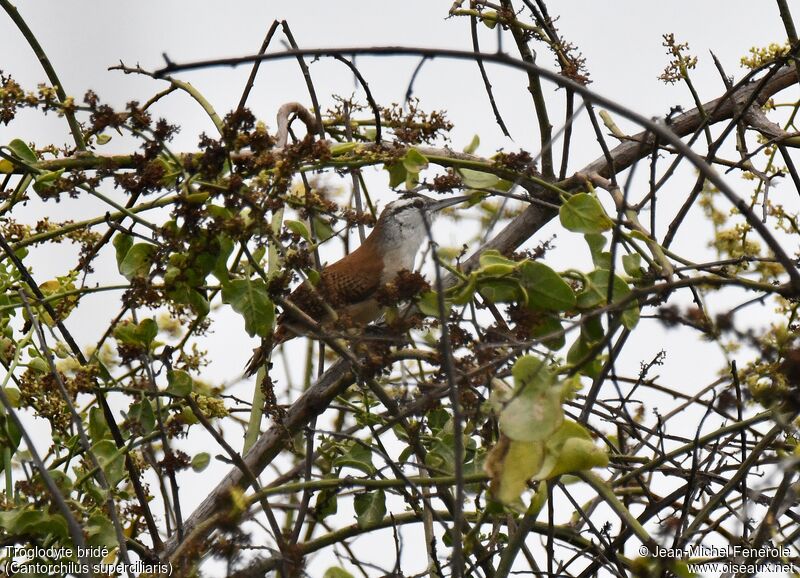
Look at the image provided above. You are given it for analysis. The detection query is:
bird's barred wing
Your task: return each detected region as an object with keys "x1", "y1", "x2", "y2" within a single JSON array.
[
  {"x1": 319, "y1": 256, "x2": 383, "y2": 308},
  {"x1": 276, "y1": 254, "x2": 383, "y2": 325}
]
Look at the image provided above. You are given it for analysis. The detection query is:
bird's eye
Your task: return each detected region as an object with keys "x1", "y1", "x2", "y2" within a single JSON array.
[{"x1": 412, "y1": 199, "x2": 424, "y2": 209}]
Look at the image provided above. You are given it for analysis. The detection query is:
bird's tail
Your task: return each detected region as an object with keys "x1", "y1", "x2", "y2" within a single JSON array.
[
  {"x1": 244, "y1": 343, "x2": 269, "y2": 377},
  {"x1": 244, "y1": 325, "x2": 295, "y2": 376}
]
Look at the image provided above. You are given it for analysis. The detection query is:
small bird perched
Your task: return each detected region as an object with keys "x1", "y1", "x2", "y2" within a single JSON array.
[{"x1": 244, "y1": 193, "x2": 469, "y2": 376}]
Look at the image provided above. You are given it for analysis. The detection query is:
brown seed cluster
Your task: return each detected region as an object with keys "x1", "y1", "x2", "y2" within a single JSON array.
[
  {"x1": 381, "y1": 99, "x2": 453, "y2": 144},
  {"x1": 375, "y1": 269, "x2": 431, "y2": 306}
]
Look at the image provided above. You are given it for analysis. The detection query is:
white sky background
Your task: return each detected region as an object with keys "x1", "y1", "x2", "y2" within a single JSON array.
[{"x1": 2, "y1": 1, "x2": 797, "y2": 576}]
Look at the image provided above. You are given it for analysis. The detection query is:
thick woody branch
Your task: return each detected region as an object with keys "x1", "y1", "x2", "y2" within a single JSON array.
[{"x1": 162, "y1": 54, "x2": 800, "y2": 561}]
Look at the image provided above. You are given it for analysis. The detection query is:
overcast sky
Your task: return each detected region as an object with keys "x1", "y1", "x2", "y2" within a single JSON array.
[{"x1": 2, "y1": 2, "x2": 796, "y2": 575}]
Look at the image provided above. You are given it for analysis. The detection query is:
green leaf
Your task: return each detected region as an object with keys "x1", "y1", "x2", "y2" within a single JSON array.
[
  {"x1": 576, "y1": 270, "x2": 639, "y2": 329},
  {"x1": 405, "y1": 167, "x2": 420, "y2": 190},
  {"x1": 92, "y1": 439, "x2": 126, "y2": 486},
  {"x1": 48, "y1": 469, "x2": 73, "y2": 493},
  {"x1": 167, "y1": 369, "x2": 193, "y2": 397},
  {"x1": 495, "y1": 177, "x2": 514, "y2": 192},
  {"x1": 333, "y1": 441, "x2": 375, "y2": 475},
  {"x1": 3, "y1": 386, "x2": 20, "y2": 408},
  {"x1": 114, "y1": 318, "x2": 158, "y2": 348},
  {"x1": 449, "y1": 274, "x2": 477, "y2": 305},
  {"x1": 584, "y1": 233, "x2": 611, "y2": 269},
  {"x1": 481, "y1": 10, "x2": 499, "y2": 28},
  {"x1": 118, "y1": 243, "x2": 155, "y2": 280},
  {"x1": 460, "y1": 168, "x2": 499, "y2": 189},
  {"x1": 559, "y1": 193, "x2": 613, "y2": 234},
  {"x1": 8, "y1": 139, "x2": 37, "y2": 163},
  {"x1": 34, "y1": 168, "x2": 63, "y2": 184},
  {"x1": 87, "y1": 512, "x2": 118, "y2": 548},
  {"x1": 529, "y1": 315, "x2": 566, "y2": 351},
  {"x1": 167, "y1": 285, "x2": 210, "y2": 316},
  {"x1": 463, "y1": 134, "x2": 480, "y2": 154},
  {"x1": 385, "y1": 162, "x2": 407, "y2": 188},
  {"x1": 330, "y1": 142, "x2": 357, "y2": 155},
  {"x1": 95, "y1": 133, "x2": 112, "y2": 145},
  {"x1": 566, "y1": 333, "x2": 604, "y2": 378},
  {"x1": 221, "y1": 278, "x2": 275, "y2": 338},
  {"x1": 191, "y1": 452, "x2": 211, "y2": 472},
  {"x1": 126, "y1": 399, "x2": 155, "y2": 436},
  {"x1": 156, "y1": 155, "x2": 180, "y2": 188},
  {"x1": 312, "y1": 216, "x2": 334, "y2": 242},
  {"x1": 479, "y1": 278, "x2": 526, "y2": 303},
  {"x1": 518, "y1": 261, "x2": 576, "y2": 311},
  {"x1": 32, "y1": 168, "x2": 64, "y2": 194},
  {"x1": 285, "y1": 219, "x2": 311, "y2": 241},
  {"x1": 0, "y1": 509, "x2": 68, "y2": 540},
  {"x1": 112, "y1": 233, "x2": 134, "y2": 268},
  {"x1": 212, "y1": 235, "x2": 234, "y2": 282},
  {"x1": 584, "y1": 233, "x2": 606, "y2": 256},
  {"x1": 511, "y1": 355, "x2": 552, "y2": 394},
  {"x1": 622, "y1": 253, "x2": 643, "y2": 277},
  {"x1": 89, "y1": 407, "x2": 111, "y2": 443},
  {"x1": 418, "y1": 291, "x2": 451, "y2": 317},
  {"x1": 583, "y1": 314, "x2": 605, "y2": 342},
  {"x1": 354, "y1": 489, "x2": 386, "y2": 529},
  {"x1": 425, "y1": 430, "x2": 459, "y2": 474},
  {"x1": 27, "y1": 356, "x2": 49, "y2": 373},
  {"x1": 0, "y1": 413, "x2": 21, "y2": 471},
  {"x1": 207, "y1": 204, "x2": 232, "y2": 220},
  {"x1": 403, "y1": 148, "x2": 429, "y2": 173},
  {"x1": 478, "y1": 249, "x2": 517, "y2": 276},
  {"x1": 315, "y1": 483, "x2": 339, "y2": 519}
]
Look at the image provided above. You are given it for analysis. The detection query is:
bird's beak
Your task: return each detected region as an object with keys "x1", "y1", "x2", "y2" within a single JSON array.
[{"x1": 427, "y1": 195, "x2": 472, "y2": 212}]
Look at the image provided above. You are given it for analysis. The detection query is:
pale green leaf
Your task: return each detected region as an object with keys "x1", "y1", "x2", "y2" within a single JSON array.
[
  {"x1": 487, "y1": 438, "x2": 543, "y2": 507},
  {"x1": 285, "y1": 219, "x2": 311, "y2": 241},
  {"x1": 167, "y1": 369, "x2": 193, "y2": 397},
  {"x1": 118, "y1": 243, "x2": 155, "y2": 280},
  {"x1": 463, "y1": 134, "x2": 480, "y2": 154},
  {"x1": 191, "y1": 452, "x2": 211, "y2": 472},
  {"x1": 403, "y1": 148, "x2": 429, "y2": 173},
  {"x1": 460, "y1": 168, "x2": 499, "y2": 189}
]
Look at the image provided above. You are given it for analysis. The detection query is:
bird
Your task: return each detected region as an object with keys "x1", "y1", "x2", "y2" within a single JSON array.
[{"x1": 244, "y1": 193, "x2": 469, "y2": 376}]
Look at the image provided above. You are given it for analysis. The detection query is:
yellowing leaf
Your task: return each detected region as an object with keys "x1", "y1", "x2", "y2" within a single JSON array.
[
  {"x1": 500, "y1": 357, "x2": 564, "y2": 442},
  {"x1": 534, "y1": 420, "x2": 608, "y2": 480},
  {"x1": 485, "y1": 435, "x2": 543, "y2": 507}
]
